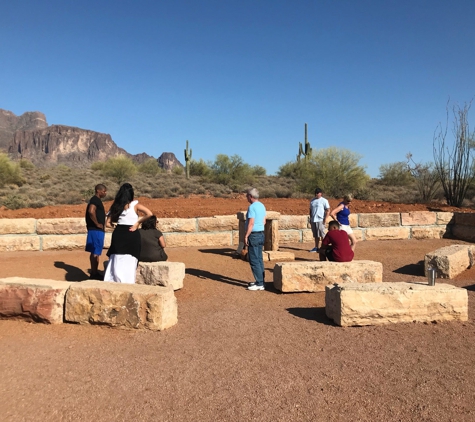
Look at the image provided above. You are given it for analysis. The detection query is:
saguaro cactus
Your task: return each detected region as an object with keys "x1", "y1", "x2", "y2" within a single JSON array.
[
  {"x1": 297, "y1": 123, "x2": 312, "y2": 162},
  {"x1": 184, "y1": 140, "x2": 192, "y2": 179}
]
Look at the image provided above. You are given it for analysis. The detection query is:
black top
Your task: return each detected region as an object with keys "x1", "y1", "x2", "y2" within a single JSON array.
[
  {"x1": 139, "y1": 228, "x2": 168, "y2": 262},
  {"x1": 85, "y1": 195, "x2": 105, "y2": 231}
]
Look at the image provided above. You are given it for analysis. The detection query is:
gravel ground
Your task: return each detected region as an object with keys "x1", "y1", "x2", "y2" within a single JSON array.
[{"x1": 1, "y1": 238, "x2": 475, "y2": 421}]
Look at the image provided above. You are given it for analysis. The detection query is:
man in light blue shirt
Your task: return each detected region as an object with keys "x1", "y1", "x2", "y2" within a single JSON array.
[
  {"x1": 309, "y1": 187, "x2": 330, "y2": 252},
  {"x1": 244, "y1": 187, "x2": 266, "y2": 291}
]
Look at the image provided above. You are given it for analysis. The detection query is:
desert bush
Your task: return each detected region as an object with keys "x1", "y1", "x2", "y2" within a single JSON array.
[
  {"x1": 19, "y1": 159, "x2": 35, "y2": 169},
  {"x1": 190, "y1": 159, "x2": 211, "y2": 177},
  {"x1": 2, "y1": 193, "x2": 26, "y2": 210},
  {"x1": 138, "y1": 158, "x2": 163, "y2": 176},
  {"x1": 0, "y1": 154, "x2": 24, "y2": 187},
  {"x1": 172, "y1": 166, "x2": 184, "y2": 175},
  {"x1": 378, "y1": 161, "x2": 414, "y2": 186},
  {"x1": 92, "y1": 155, "x2": 137, "y2": 185},
  {"x1": 208, "y1": 154, "x2": 261, "y2": 190}
]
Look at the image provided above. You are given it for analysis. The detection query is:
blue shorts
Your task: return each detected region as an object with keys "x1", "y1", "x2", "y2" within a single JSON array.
[{"x1": 85, "y1": 230, "x2": 105, "y2": 255}]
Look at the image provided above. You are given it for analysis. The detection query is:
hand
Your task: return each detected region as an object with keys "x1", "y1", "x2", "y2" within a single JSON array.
[
  {"x1": 129, "y1": 222, "x2": 139, "y2": 232},
  {"x1": 244, "y1": 236, "x2": 249, "y2": 246},
  {"x1": 97, "y1": 223, "x2": 104, "y2": 230}
]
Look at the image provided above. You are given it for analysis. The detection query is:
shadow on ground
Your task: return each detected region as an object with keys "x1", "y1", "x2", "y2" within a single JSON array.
[
  {"x1": 393, "y1": 261, "x2": 424, "y2": 276},
  {"x1": 287, "y1": 307, "x2": 335, "y2": 325},
  {"x1": 54, "y1": 261, "x2": 89, "y2": 282}
]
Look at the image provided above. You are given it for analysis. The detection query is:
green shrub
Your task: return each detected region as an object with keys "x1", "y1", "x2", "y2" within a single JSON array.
[
  {"x1": 138, "y1": 158, "x2": 163, "y2": 176},
  {"x1": 378, "y1": 162, "x2": 414, "y2": 186},
  {"x1": 2, "y1": 194, "x2": 26, "y2": 210},
  {"x1": 95, "y1": 155, "x2": 137, "y2": 184},
  {"x1": 0, "y1": 154, "x2": 24, "y2": 187}
]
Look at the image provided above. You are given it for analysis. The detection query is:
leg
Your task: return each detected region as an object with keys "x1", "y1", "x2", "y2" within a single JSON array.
[
  {"x1": 349, "y1": 233, "x2": 357, "y2": 251},
  {"x1": 90, "y1": 253, "x2": 100, "y2": 275},
  {"x1": 247, "y1": 232, "x2": 265, "y2": 287}
]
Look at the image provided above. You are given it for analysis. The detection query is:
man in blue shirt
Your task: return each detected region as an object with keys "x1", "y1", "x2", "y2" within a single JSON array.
[
  {"x1": 244, "y1": 187, "x2": 266, "y2": 291},
  {"x1": 309, "y1": 187, "x2": 330, "y2": 252}
]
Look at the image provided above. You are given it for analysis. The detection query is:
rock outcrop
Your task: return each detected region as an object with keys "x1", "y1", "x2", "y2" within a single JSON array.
[
  {"x1": 0, "y1": 109, "x2": 47, "y2": 151},
  {"x1": 158, "y1": 152, "x2": 184, "y2": 172}
]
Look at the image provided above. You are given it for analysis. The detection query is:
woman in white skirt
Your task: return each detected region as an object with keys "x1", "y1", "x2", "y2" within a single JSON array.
[
  {"x1": 104, "y1": 183, "x2": 152, "y2": 284},
  {"x1": 330, "y1": 194, "x2": 357, "y2": 252}
]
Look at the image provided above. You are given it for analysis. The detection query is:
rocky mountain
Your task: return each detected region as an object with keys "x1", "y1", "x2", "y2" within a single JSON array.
[
  {"x1": 0, "y1": 109, "x2": 48, "y2": 151},
  {"x1": 158, "y1": 152, "x2": 184, "y2": 172}
]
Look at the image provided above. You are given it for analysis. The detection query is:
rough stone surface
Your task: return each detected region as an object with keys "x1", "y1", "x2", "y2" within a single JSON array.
[
  {"x1": 365, "y1": 227, "x2": 410, "y2": 240},
  {"x1": 454, "y1": 213, "x2": 475, "y2": 226},
  {"x1": 452, "y1": 225, "x2": 475, "y2": 242},
  {"x1": 135, "y1": 262, "x2": 185, "y2": 290},
  {"x1": 0, "y1": 218, "x2": 36, "y2": 235},
  {"x1": 273, "y1": 260, "x2": 382, "y2": 292},
  {"x1": 37, "y1": 218, "x2": 85, "y2": 235},
  {"x1": 358, "y1": 213, "x2": 400, "y2": 228},
  {"x1": 165, "y1": 232, "x2": 232, "y2": 247},
  {"x1": 263, "y1": 251, "x2": 295, "y2": 261},
  {"x1": 236, "y1": 211, "x2": 281, "y2": 221},
  {"x1": 64, "y1": 281, "x2": 177, "y2": 331},
  {"x1": 278, "y1": 230, "x2": 301, "y2": 244},
  {"x1": 156, "y1": 218, "x2": 196, "y2": 233},
  {"x1": 437, "y1": 212, "x2": 454, "y2": 225},
  {"x1": 349, "y1": 214, "x2": 358, "y2": 228},
  {"x1": 0, "y1": 236, "x2": 40, "y2": 252},
  {"x1": 264, "y1": 219, "x2": 279, "y2": 251},
  {"x1": 325, "y1": 282, "x2": 468, "y2": 327},
  {"x1": 0, "y1": 277, "x2": 71, "y2": 324},
  {"x1": 401, "y1": 212, "x2": 437, "y2": 226},
  {"x1": 411, "y1": 227, "x2": 449, "y2": 240},
  {"x1": 424, "y1": 244, "x2": 475, "y2": 279},
  {"x1": 302, "y1": 229, "x2": 314, "y2": 243},
  {"x1": 42, "y1": 235, "x2": 86, "y2": 250},
  {"x1": 278, "y1": 215, "x2": 308, "y2": 230},
  {"x1": 197, "y1": 216, "x2": 239, "y2": 232}
]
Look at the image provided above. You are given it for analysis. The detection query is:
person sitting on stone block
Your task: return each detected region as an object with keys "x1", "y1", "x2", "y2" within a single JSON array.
[
  {"x1": 139, "y1": 215, "x2": 168, "y2": 262},
  {"x1": 319, "y1": 221, "x2": 354, "y2": 262}
]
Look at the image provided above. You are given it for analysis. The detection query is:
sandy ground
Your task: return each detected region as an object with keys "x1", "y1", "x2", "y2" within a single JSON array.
[{"x1": 2, "y1": 236, "x2": 475, "y2": 421}]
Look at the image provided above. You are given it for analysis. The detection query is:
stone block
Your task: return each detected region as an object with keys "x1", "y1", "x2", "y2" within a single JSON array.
[
  {"x1": 0, "y1": 236, "x2": 40, "y2": 252},
  {"x1": 264, "y1": 219, "x2": 279, "y2": 251},
  {"x1": 236, "y1": 211, "x2": 280, "y2": 221},
  {"x1": 197, "y1": 216, "x2": 239, "y2": 232},
  {"x1": 454, "y1": 213, "x2": 475, "y2": 226},
  {"x1": 401, "y1": 212, "x2": 437, "y2": 226},
  {"x1": 424, "y1": 244, "x2": 475, "y2": 279},
  {"x1": 263, "y1": 251, "x2": 295, "y2": 261},
  {"x1": 358, "y1": 213, "x2": 400, "y2": 228},
  {"x1": 349, "y1": 213, "x2": 358, "y2": 228},
  {"x1": 165, "y1": 232, "x2": 232, "y2": 247},
  {"x1": 365, "y1": 227, "x2": 410, "y2": 240},
  {"x1": 0, "y1": 277, "x2": 71, "y2": 324},
  {"x1": 325, "y1": 282, "x2": 468, "y2": 327},
  {"x1": 411, "y1": 227, "x2": 449, "y2": 240},
  {"x1": 156, "y1": 218, "x2": 196, "y2": 233},
  {"x1": 273, "y1": 260, "x2": 382, "y2": 293},
  {"x1": 279, "y1": 215, "x2": 308, "y2": 230},
  {"x1": 302, "y1": 229, "x2": 314, "y2": 243},
  {"x1": 65, "y1": 281, "x2": 177, "y2": 331},
  {"x1": 278, "y1": 230, "x2": 301, "y2": 244},
  {"x1": 437, "y1": 212, "x2": 454, "y2": 225},
  {"x1": 0, "y1": 218, "x2": 36, "y2": 234},
  {"x1": 42, "y1": 234, "x2": 86, "y2": 250},
  {"x1": 37, "y1": 218, "x2": 86, "y2": 234},
  {"x1": 352, "y1": 229, "x2": 364, "y2": 241},
  {"x1": 452, "y1": 225, "x2": 475, "y2": 242},
  {"x1": 135, "y1": 262, "x2": 185, "y2": 290}
]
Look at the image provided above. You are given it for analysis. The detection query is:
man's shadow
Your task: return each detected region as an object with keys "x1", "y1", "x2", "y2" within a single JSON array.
[{"x1": 54, "y1": 261, "x2": 89, "y2": 282}]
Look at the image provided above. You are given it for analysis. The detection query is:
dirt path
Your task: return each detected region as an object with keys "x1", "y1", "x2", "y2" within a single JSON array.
[{"x1": 1, "y1": 238, "x2": 475, "y2": 421}]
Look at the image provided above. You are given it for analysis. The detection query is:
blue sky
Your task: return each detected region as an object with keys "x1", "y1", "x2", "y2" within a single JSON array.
[{"x1": 1, "y1": 0, "x2": 475, "y2": 177}]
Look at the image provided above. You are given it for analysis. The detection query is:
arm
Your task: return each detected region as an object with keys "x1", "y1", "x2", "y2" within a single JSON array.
[
  {"x1": 244, "y1": 218, "x2": 255, "y2": 246},
  {"x1": 106, "y1": 214, "x2": 114, "y2": 229},
  {"x1": 88, "y1": 204, "x2": 104, "y2": 230},
  {"x1": 158, "y1": 235, "x2": 166, "y2": 248},
  {"x1": 323, "y1": 207, "x2": 330, "y2": 224},
  {"x1": 330, "y1": 204, "x2": 343, "y2": 221},
  {"x1": 130, "y1": 203, "x2": 153, "y2": 232}
]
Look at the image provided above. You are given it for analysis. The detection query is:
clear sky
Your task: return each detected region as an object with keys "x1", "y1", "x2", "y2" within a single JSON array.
[{"x1": 1, "y1": 0, "x2": 475, "y2": 177}]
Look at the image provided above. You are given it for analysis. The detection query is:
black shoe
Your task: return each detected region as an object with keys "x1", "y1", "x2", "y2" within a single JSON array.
[{"x1": 89, "y1": 273, "x2": 103, "y2": 280}]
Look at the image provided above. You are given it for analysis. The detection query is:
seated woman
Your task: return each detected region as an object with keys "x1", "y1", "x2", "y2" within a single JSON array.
[
  {"x1": 319, "y1": 221, "x2": 354, "y2": 262},
  {"x1": 139, "y1": 215, "x2": 168, "y2": 262}
]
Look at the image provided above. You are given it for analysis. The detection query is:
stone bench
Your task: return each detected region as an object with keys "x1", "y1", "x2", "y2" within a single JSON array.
[
  {"x1": 65, "y1": 281, "x2": 177, "y2": 331},
  {"x1": 325, "y1": 282, "x2": 468, "y2": 327},
  {"x1": 0, "y1": 277, "x2": 71, "y2": 324},
  {"x1": 273, "y1": 260, "x2": 382, "y2": 292},
  {"x1": 135, "y1": 261, "x2": 185, "y2": 290},
  {"x1": 424, "y1": 244, "x2": 475, "y2": 279}
]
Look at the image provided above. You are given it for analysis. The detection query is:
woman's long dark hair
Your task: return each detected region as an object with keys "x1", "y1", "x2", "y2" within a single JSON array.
[{"x1": 109, "y1": 183, "x2": 134, "y2": 223}]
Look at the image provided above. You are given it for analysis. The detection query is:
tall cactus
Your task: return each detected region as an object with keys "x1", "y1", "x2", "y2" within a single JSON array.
[
  {"x1": 184, "y1": 140, "x2": 192, "y2": 179},
  {"x1": 297, "y1": 123, "x2": 312, "y2": 162}
]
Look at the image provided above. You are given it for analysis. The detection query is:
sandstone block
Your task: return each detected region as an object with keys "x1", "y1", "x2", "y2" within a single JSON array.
[
  {"x1": 164, "y1": 232, "x2": 232, "y2": 247},
  {"x1": 42, "y1": 234, "x2": 86, "y2": 250},
  {"x1": 452, "y1": 225, "x2": 475, "y2": 242},
  {"x1": 454, "y1": 213, "x2": 475, "y2": 226},
  {"x1": 156, "y1": 218, "x2": 196, "y2": 233},
  {"x1": 302, "y1": 229, "x2": 314, "y2": 243},
  {"x1": 273, "y1": 260, "x2": 382, "y2": 292},
  {"x1": 325, "y1": 282, "x2": 468, "y2": 327},
  {"x1": 349, "y1": 213, "x2": 358, "y2": 228},
  {"x1": 424, "y1": 244, "x2": 475, "y2": 279},
  {"x1": 0, "y1": 218, "x2": 36, "y2": 235},
  {"x1": 278, "y1": 230, "x2": 301, "y2": 244},
  {"x1": 197, "y1": 216, "x2": 239, "y2": 232},
  {"x1": 263, "y1": 251, "x2": 295, "y2": 261},
  {"x1": 279, "y1": 215, "x2": 308, "y2": 230},
  {"x1": 0, "y1": 277, "x2": 71, "y2": 324},
  {"x1": 65, "y1": 281, "x2": 177, "y2": 331},
  {"x1": 365, "y1": 227, "x2": 410, "y2": 240},
  {"x1": 411, "y1": 227, "x2": 448, "y2": 240},
  {"x1": 401, "y1": 212, "x2": 437, "y2": 226},
  {"x1": 135, "y1": 262, "x2": 185, "y2": 290},
  {"x1": 0, "y1": 236, "x2": 40, "y2": 252},
  {"x1": 236, "y1": 211, "x2": 281, "y2": 221},
  {"x1": 264, "y1": 219, "x2": 279, "y2": 251},
  {"x1": 37, "y1": 218, "x2": 86, "y2": 234},
  {"x1": 358, "y1": 213, "x2": 400, "y2": 228},
  {"x1": 437, "y1": 212, "x2": 454, "y2": 225}
]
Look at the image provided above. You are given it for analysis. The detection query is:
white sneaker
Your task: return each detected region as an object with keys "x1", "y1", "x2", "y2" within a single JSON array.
[{"x1": 247, "y1": 283, "x2": 265, "y2": 291}]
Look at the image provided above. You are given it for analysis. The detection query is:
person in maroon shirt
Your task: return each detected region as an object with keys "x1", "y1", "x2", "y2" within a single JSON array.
[{"x1": 319, "y1": 221, "x2": 354, "y2": 262}]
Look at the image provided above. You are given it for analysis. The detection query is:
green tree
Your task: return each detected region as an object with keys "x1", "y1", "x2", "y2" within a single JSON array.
[
  {"x1": 378, "y1": 161, "x2": 414, "y2": 186},
  {"x1": 92, "y1": 155, "x2": 137, "y2": 185},
  {"x1": 137, "y1": 158, "x2": 163, "y2": 176},
  {"x1": 190, "y1": 158, "x2": 211, "y2": 177},
  {"x1": 209, "y1": 154, "x2": 260, "y2": 189},
  {"x1": 406, "y1": 154, "x2": 441, "y2": 203},
  {"x1": 0, "y1": 154, "x2": 24, "y2": 187}
]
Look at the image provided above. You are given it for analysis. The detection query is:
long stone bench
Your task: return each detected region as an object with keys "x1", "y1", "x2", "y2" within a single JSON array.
[
  {"x1": 325, "y1": 282, "x2": 468, "y2": 327},
  {"x1": 0, "y1": 277, "x2": 72, "y2": 324},
  {"x1": 424, "y1": 244, "x2": 475, "y2": 279},
  {"x1": 135, "y1": 261, "x2": 185, "y2": 290},
  {"x1": 273, "y1": 260, "x2": 382, "y2": 292},
  {"x1": 65, "y1": 281, "x2": 177, "y2": 331}
]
